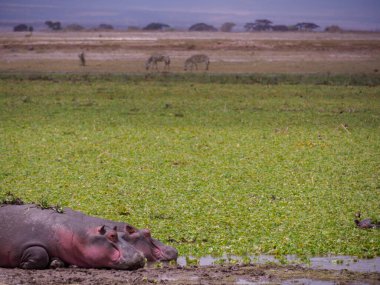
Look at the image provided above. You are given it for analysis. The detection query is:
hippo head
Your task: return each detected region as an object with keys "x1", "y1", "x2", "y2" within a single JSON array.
[
  {"x1": 57, "y1": 225, "x2": 145, "y2": 270},
  {"x1": 120, "y1": 224, "x2": 178, "y2": 262},
  {"x1": 87, "y1": 225, "x2": 146, "y2": 269}
]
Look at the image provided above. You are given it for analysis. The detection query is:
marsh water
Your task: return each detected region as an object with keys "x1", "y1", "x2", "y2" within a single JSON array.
[{"x1": 177, "y1": 255, "x2": 380, "y2": 273}]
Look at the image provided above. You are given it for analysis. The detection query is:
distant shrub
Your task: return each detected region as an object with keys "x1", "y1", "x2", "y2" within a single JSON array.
[
  {"x1": 295, "y1": 22, "x2": 320, "y2": 31},
  {"x1": 14, "y1": 24, "x2": 33, "y2": 32},
  {"x1": 98, "y1": 23, "x2": 114, "y2": 30},
  {"x1": 220, "y1": 22, "x2": 236, "y2": 32},
  {"x1": 325, "y1": 25, "x2": 343, "y2": 33},
  {"x1": 189, "y1": 23, "x2": 217, "y2": 32},
  {"x1": 245, "y1": 19, "x2": 273, "y2": 32},
  {"x1": 287, "y1": 25, "x2": 298, "y2": 31},
  {"x1": 143, "y1": 23, "x2": 170, "y2": 31},
  {"x1": 45, "y1": 21, "x2": 62, "y2": 31},
  {"x1": 65, "y1": 24, "x2": 85, "y2": 31}
]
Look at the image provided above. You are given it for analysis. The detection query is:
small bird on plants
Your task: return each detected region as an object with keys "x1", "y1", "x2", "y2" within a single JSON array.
[{"x1": 354, "y1": 212, "x2": 380, "y2": 229}]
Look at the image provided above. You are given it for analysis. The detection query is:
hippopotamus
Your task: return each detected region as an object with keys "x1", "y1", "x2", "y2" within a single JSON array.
[
  {"x1": 0, "y1": 204, "x2": 145, "y2": 270},
  {"x1": 61, "y1": 207, "x2": 178, "y2": 262}
]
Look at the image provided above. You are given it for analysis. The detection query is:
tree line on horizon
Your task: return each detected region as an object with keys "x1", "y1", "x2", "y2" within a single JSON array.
[{"x1": 13, "y1": 19, "x2": 345, "y2": 33}]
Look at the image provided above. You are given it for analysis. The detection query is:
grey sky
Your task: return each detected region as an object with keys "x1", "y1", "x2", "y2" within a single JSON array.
[{"x1": 0, "y1": 0, "x2": 380, "y2": 30}]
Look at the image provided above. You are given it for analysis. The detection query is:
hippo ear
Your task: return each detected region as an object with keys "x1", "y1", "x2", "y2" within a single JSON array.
[
  {"x1": 113, "y1": 226, "x2": 118, "y2": 231},
  {"x1": 142, "y1": 229, "x2": 151, "y2": 238},
  {"x1": 125, "y1": 224, "x2": 136, "y2": 234},
  {"x1": 98, "y1": 225, "x2": 106, "y2": 235}
]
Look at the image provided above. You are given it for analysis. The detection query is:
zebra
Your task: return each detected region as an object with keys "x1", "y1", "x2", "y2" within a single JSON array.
[
  {"x1": 184, "y1": 54, "x2": 210, "y2": 71},
  {"x1": 145, "y1": 54, "x2": 171, "y2": 71}
]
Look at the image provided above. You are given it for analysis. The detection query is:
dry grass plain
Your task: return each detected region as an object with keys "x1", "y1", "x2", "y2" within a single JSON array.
[{"x1": 0, "y1": 31, "x2": 380, "y2": 74}]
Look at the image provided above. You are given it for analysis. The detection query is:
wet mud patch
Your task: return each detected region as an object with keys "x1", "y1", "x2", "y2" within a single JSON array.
[{"x1": 0, "y1": 264, "x2": 379, "y2": 285}]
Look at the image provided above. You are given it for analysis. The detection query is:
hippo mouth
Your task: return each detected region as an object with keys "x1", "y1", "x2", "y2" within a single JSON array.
[
  {"x1": 151, "y1": 244, "x2": 178, "y2": 261},
  {"x1": 111, "y1": 244, "x2": 145, "y2": 270},
  {"x1": 152, "y1": 247, "x2": 165, "y2": 261},
  {"x1": 115, "y1": 251, "x2": 145, "y2": 270},
  {"x1": 110, "y1": 244, "x2": 122, "y2": 263},
  {"x1": 147, "y1": 239, "x2": 168, "y2": 261}
]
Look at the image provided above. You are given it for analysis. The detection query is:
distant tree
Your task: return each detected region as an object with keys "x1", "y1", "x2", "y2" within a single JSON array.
[
  {"x1": 45, "y1": 21, "x2": 62, "y2": 31},
  {"x1": 220, "y1": 22, "x2": 236, "y2": 32},
  {"x1": 65, "y1": 24, "x2": 85, "y2": 31},
  {"x1": 143, "y1": 23, "x2": 170, "y2": 31},
  {"x1": 244, "y1": 19, "x2": 272, "y2": 32},
  {"x1": 189, "y1": 23, "x2": 217, "y2": 32},
  {"x1": 272, "y1": 25, "x2": 289, "y2": 32},
  {"x1": 98, "y1": 23, "x2": 114, "y2": 30},
  {"x1": 325, "y1": 25, "x2": 343, "y2": 33},
  {"x1": 13, "y1": 24, "x2": 31, "y2": 32},
  {"x1": 308, "y1": 23, "x2": 320, "y2": 31},
  {"x1": 254, "y1": 19, "x2": 273, "y2": 31},
  {"x1": 295, "y1": 22, "x2": 319, "y2": 31}
]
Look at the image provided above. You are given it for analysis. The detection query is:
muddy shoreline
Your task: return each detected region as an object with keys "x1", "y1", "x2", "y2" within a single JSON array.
[{"x1": 0, "y1": 263, "x2": 379, "y2": 285}]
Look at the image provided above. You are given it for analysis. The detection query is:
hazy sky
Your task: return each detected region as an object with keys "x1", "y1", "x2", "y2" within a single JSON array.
[{"x1": 1, "y1": 0, "x2": 380, "y2": 30}]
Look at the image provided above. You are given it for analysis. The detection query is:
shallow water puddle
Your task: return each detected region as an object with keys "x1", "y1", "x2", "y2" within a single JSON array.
[
  {"x1": 236, "y1": 278, "x2": 261, "y2": 285},
  {"x1": 177, "y1": 255, "x2": 380, "y2": 273},
  {"x1": 281, "y1": 279, "x2": 336, "y2": 285},
  {"x1": 236, "y1": 279, "x2": 336, "y2": 285}
]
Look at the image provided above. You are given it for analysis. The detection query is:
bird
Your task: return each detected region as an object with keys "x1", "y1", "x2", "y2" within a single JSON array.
[{"x1": 354, "y1": 212, "x2": 380, "y2": 229}]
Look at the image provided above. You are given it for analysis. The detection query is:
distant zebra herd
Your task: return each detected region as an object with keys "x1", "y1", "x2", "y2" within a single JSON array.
[
  {"x1": 145, "y1": 54, "x2": 171, "y2": 71},
  {"x1": 77, "y1": 51, "x2": 210, "y2": 71},
  {"x1": 145, "y1": 54, "x2": 210, "y2": 71}
]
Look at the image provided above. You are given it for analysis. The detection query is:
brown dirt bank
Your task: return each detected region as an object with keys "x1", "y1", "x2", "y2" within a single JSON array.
[{"x1": 0, "y1": 263, "x2": 379, "y2": 285}]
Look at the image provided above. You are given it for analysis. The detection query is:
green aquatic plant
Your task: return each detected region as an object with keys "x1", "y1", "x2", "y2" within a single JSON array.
[{"x1": 0, "y1": 77, "x2": 379, "y2": 259}]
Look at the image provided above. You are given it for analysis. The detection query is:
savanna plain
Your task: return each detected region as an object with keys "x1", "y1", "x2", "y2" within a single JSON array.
[{"x1": 0, "y1": 31, "x2": 379, "y2": 284}]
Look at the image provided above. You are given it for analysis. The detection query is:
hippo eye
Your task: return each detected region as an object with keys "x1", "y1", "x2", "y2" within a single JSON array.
[{"x1": 122, "y1": 232, "x2": 139, "y2": 241}]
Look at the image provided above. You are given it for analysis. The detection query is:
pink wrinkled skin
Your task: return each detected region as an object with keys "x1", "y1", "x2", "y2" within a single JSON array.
[{"x1": 54, "y1": 226, "x2": 121, "y2": 268}]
